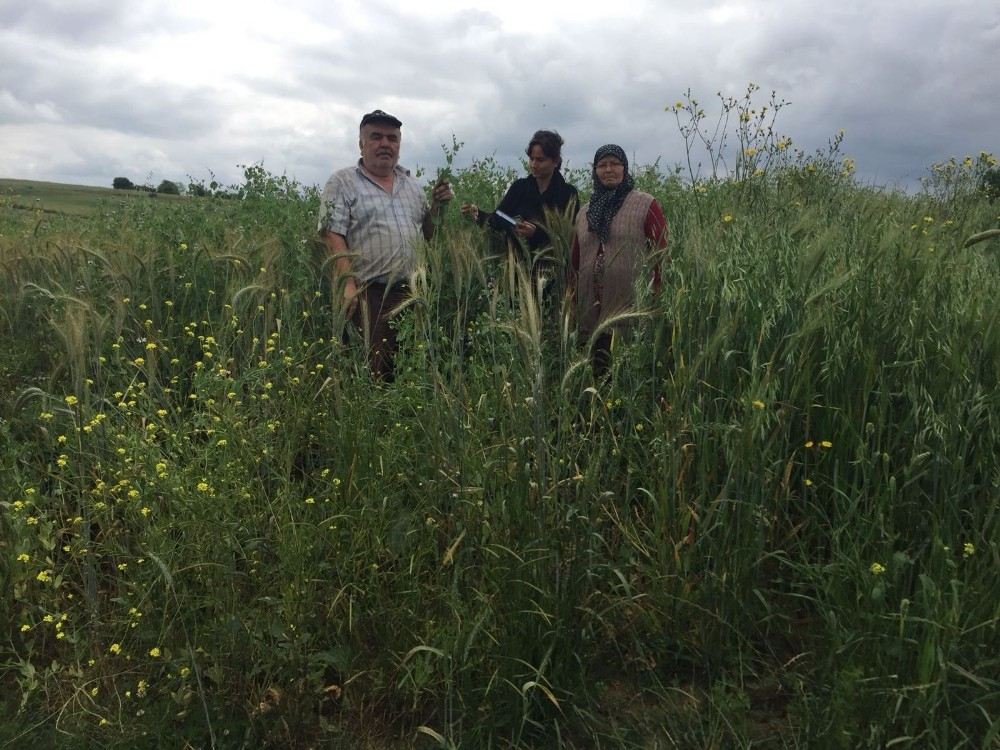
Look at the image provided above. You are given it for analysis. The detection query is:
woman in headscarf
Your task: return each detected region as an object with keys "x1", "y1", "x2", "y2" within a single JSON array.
[
  {"x1": 570, "y1": 144, "x2": 668, "y2": 374},
  {"x1": 461, "y1": 130, "x2": 578, "y2": 256}
]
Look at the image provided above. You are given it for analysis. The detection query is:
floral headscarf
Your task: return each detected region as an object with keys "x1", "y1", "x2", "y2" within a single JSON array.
[{"x1": 585, "y1": 144, "x2": 635, "y2": 243}]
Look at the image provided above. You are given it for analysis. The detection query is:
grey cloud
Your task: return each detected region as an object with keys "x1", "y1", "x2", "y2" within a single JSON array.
[
  {"x1": 0, "y1": 0, "x2": 197, "y2": 47},
  {"x1": 653, "y1": 1, "x2": 1000, "y2": 185},
  {"x1": 2, "y1": 0, "x2": 997, "y2": 191},
  {"x1": 0, "y1": 30, "x2": 225, "y2": 138}
]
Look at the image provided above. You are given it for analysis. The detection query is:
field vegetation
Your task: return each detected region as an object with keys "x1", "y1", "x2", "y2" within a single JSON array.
[{"x1": 1, "y1": 90, "x2": 998, "y2": 748}]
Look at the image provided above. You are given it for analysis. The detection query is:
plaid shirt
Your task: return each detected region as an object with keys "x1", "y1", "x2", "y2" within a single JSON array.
[{"x1": 318, "y1": 161, "x2": 429, "y2": 283}]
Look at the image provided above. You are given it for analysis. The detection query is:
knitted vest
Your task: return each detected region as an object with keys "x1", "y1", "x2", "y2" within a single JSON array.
[{"x1": 574, "y1": 190, "x2": 654, "y2": 339}]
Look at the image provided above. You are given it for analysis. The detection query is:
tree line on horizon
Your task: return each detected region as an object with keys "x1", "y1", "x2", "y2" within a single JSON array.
[
  {"x1": 111, "y1": 162, "x2": 1000, "y2": 202},
  {"x1": 111, "y1": 176, "x2": 223, "y2": 197}
]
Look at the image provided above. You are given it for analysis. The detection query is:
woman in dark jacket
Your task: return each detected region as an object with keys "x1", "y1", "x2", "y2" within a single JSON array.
[{"x1": 461, "y1": 130, "x2": 578, "y2": 254}]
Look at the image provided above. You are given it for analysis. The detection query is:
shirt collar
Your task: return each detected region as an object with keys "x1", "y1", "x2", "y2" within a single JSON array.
[{"x1": 356, "y1": 160, "x2": 411, "y2": 181}]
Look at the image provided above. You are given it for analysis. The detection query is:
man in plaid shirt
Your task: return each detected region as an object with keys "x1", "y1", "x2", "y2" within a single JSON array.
[{"x1": 319, "y1": 109, "x2": 453, "y2": 380}]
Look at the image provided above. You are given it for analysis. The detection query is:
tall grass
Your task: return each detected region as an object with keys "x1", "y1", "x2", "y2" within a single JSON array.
[{"x1": 1, "y1": 118, "x2": 997, "y2": 748}]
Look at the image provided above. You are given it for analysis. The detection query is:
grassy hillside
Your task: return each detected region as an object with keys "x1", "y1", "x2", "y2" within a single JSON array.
[
  {"x1": 0, "y1": 178, "x2": 185, "y2": 217},
  {"x1": 1, "y1": 135, "x2": 998, "y2": 748}
]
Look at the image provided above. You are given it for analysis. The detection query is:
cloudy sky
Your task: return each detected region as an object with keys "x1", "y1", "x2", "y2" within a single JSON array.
[{"x1": 1, "y1": 0, "x2": 997, "y2": 192}]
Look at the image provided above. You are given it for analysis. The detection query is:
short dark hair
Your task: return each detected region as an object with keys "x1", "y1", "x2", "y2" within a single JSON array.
[{"x1": 526, "y1": 130, "x2": 564, "y2": 169}]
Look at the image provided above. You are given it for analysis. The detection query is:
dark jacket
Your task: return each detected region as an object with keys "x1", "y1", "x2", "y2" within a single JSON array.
[{"x1": 479, "y1": 171, "x2": 578, "y2": 251}]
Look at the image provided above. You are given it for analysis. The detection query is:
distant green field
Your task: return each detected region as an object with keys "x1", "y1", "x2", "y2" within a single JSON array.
[{"x1": 0, "y1": 177, "x2": 185, "y2": 216}]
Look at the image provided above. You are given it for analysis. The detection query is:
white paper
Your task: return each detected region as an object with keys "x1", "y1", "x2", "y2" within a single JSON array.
[{"x1": 494, "y1": 210, "x2": 518, "y2": 226}]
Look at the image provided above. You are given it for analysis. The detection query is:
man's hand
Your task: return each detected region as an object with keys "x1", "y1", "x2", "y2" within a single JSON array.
[
  {"x1": 424, "y1": 180, "x2": 454, "y2": 240},
  {"x1": 341, "y1": 276, "x2": 359, "y2": 319},
  {"x1": 431, "y1": 180, "x2": 454, "y2": 208},
  {"x1": 460, "y1": 202, "x2": 479, "y2": 221},
  {"x1": 324, "y1": 231, "x2": 358, "y2": 318}
]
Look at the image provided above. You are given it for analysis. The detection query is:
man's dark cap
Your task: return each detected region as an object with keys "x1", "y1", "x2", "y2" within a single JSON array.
[{"x1": 360, "y1": 109, "x2": 402, "y2": 128}]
